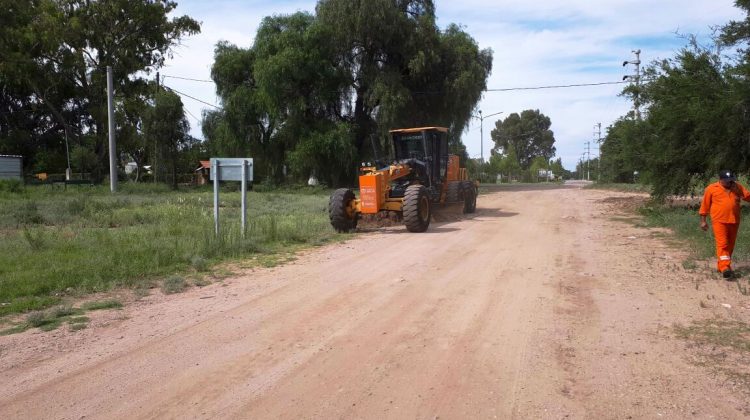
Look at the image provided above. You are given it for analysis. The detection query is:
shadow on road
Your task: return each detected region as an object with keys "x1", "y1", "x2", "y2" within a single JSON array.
[
  {"x1": 358, "y1": 225, "x2": 462, "y2": 235},
  {"x1": 479, "y1": 183, "x2": 579, "y2": 194},
  {"x1": 469, "y1": 208, "x2": 520, "y2": 219}
]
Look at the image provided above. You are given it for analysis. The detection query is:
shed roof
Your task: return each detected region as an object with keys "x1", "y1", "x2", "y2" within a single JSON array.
[
  {"x1": 195, "y1": 160, "x2": 211, "y2": 172},
  {"x1": 389, "y1": 127, "x2": 448, "y2": 134}
]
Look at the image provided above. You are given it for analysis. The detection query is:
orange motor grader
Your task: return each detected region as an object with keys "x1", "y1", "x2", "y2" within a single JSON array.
[{"x1": 329, "y1": 126, "x2": 477, "y2": 233}]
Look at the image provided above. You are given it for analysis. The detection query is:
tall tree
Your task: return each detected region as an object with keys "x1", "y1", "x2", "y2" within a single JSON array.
[
  {"x1": 490, "y1": 110, "x2": 556, "y2": 170},
  {"x1": 205, "y1": 1, "x2": 491, "y2": 186},
  {"x1": 0, "y1": 0, "x2": 199, "y2": 179},
  {"x1": 143, "y1": 91, "x2": 190, "y2": 189}
]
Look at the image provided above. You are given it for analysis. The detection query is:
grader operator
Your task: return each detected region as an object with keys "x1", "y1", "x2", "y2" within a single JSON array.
[{"x1": 329, "y1": 127, "x2": 477, "y2": 233}]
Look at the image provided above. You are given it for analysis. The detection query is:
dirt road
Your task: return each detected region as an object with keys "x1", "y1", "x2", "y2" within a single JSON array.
[{"x1": 2, "y1": 185, "x2": 749, "y2": 419}]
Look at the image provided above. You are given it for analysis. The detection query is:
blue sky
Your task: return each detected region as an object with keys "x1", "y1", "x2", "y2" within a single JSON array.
[{"x1": 162, "y1": 0, "x2": 744, "y2": 170}]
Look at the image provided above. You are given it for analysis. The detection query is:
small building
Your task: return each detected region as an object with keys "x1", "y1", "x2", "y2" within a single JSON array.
[
  {"x1": 0, "y1": 155, "x2": 22, "y2": 180},
  {"x1": 195, "y1": 160, "x2": 211, "y2": 185}
]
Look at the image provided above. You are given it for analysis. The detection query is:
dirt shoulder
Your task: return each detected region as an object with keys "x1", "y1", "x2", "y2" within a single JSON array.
[{"x1": 1, "y1": 186, "x2": 749, "y2": 419}]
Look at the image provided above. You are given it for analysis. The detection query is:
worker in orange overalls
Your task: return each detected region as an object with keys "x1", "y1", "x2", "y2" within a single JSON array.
[{"x1": 700, "y1": 170, "x2": 750, "y2": 279}]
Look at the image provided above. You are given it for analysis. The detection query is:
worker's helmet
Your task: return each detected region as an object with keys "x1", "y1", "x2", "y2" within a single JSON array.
[{"x1": 719, "y1": 170, "x2": 736, "y2": 181}]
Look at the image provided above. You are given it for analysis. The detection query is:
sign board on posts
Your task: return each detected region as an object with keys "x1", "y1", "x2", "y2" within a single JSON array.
[
  {"x1": 210, "y1": 158, "x2": 253, "y2": 237},
  {"x1": 210, "y1": 158, "x2": 253, "y2": 181}
]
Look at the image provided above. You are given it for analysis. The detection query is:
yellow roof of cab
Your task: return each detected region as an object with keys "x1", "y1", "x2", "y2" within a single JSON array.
[{"x1": 389, "y1": 127, "x2": 448, "y2": 134}]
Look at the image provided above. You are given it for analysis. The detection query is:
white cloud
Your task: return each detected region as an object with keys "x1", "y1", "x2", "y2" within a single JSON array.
[{"x1": 165, "y1": 0, "x2": 744, "y2": 169}]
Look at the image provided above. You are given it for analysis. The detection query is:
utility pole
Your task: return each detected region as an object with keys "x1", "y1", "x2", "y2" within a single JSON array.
[
  {"x1": 64, "y1": 130, "x2": 71, "y2": 181},
  {"x1": 623, "y1": 49, "x2": 642, "y2": 120},
  {"x1": 595, "y1": 123, "x2": 602, "y2": 182},
  {"x1": 584, "y1": 142, "x2": 591, "y2": 181},
  {"x1": 474, "y1": 110, "x2": 503, "y2": 162},
  {"x1": 580, "y1": 153, "x2": 586, "y2": 181},
  {"x1": 154, "y1": 72, "x2": 159, "y2": 184},
  {"x1": 107, "y1": 66, "x2": 117, "y2": 192}
]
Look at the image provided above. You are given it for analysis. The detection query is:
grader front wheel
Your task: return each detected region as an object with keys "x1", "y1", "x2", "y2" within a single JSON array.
[
  {"x1": 403, "y1": 184, "x2": 431, "y2": 232},
  {"x1": 329, "y1": 188, "x2": 358, "y2": 232}
]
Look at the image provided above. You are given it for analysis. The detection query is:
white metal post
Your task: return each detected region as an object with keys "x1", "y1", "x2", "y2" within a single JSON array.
[
  {"x1": 241, "y1": 160, "x2": 247, "y2": 237},
  {"x1": 107, "y1": 66, "x2": 117, "y2": 192},
  {"x1": 213, "y1": 160, "x2": 220, "y2": 236}
]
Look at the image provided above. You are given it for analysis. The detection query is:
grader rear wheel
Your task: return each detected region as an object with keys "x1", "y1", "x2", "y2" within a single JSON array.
[
  {"x1": 461, "y1": 181, "x2": 477, "y2": 213},
  {"x1": 329, "y1": 188, "x2": 358, "y2": 232},
  {"x1": 403, "y1": 184, "x2": 431, "y2": 232},
  {"x1": 445, "y1": 181, "x2": 463, "y2": 203}
]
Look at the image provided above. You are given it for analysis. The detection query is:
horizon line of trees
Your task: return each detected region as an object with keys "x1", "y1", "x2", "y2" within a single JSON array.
[
  {"x1": 1, "y1": 0, "x2": 497, "y2": 188},
  {"x1": 465, "y1": 108, "x2": 568, "y2": 183}
]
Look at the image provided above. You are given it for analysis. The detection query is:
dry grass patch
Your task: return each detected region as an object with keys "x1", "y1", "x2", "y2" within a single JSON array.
[{"x1": 675, "y1": 319, "x2": 750, "y2": 392}]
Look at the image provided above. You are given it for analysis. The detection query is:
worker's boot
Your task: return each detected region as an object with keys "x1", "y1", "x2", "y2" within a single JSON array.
[{"x1": 722, "y1": 269, "x2": 734, "y2": 279}]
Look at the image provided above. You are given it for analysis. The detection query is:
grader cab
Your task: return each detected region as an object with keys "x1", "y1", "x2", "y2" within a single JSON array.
[{"x1": 329, "y1": 127, "x2": 477, "y2": 233}]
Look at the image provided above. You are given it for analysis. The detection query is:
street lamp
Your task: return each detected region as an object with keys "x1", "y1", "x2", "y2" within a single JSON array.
[{"x1": 474, "y1": 110, "x2": 503, "y2": 162}]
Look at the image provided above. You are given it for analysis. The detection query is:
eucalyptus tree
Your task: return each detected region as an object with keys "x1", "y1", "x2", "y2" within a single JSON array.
[{"x1": 490, "y1": 110, "x2": 556, "y2": 170}]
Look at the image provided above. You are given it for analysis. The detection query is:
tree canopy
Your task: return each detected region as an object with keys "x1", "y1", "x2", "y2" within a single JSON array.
[
  {"x1": 598, "y1": 1, "x2": 750, "y2": 197},
  {"x1": 489, "y1": 110, "x2": 556, "y2": 171},
  {"x1": 0, "y1": 0, "x2": 200, "y2": 180},
  {"x1": 204, "y1": 1, "x2": 492, "y2": 186}
]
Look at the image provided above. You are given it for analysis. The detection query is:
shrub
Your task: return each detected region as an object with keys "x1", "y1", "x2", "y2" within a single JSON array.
[{"x1": 161, "y1": 276, "x2": 187, "y2": 294}]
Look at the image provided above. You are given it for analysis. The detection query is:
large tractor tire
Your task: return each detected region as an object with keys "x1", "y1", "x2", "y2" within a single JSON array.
[
  {"x1": 461, "y1": 181, "x2": 477, "y2": 213},
  {"x1": 329, "y1": 188, "x2": 358, "y2": 232},
  {"x1": 445, "y1": 181, "x2": 463, "y2": 203},
  {"x1": 403, "y1": 184, "x2": 431, "y2": 232}
]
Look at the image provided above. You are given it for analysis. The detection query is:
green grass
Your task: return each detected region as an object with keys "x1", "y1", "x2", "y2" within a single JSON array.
[
  {"x1": 1, "y1": 304, "x2": 88, "y2": 335},
  {"x1": 161, "y1": 276, "x2": 187, "y2": 294},
  {"x1": 81, "y1": 299, "x2": 123, "y2": 311},
  {"x1": 635, "y1": 202, "x2": 749, "y2": 261},
  {"x1": 674, "y1": 319, "x2": 750, "y2": 390},
  {"x1": 585, "y1": 183, "x2": 653, "y2": 194},
  {"x1": 0, "y1": 184, "x2": 343, "y2": 316}
]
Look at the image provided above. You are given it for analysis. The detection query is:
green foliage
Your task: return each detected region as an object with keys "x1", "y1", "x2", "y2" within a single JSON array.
[
  {"x1": 0, "y1": 179, "x2": 24, "y2": 193},
  {"x1": 204, "y1": 2, "x2": 491, "y2": 186},
  {"x1": 0, "y1": 0, "x2": 200, "y2": 180},
  {"x1": 143, "y1": 91, "x2": 191, "y2": 189},
  {"x1": 490, "y1": 110, "x2": 556, "y2": 170},
  {"x1": 0, "y1": 187, "x2": 339, "y2": 316},
  {"x1": 16, "y1": 201, "x2": 46, "y2": 226},
  {"x1": 287, "y1": 123, "x2": 357, "y2": 187},
  {"x1": 602, "y1": 2, "x2": 750, "y2": 197},
  {"x1": 81, "y1": 299, "x2": 123, "y2": 311},
  {"x1": 489, "y1": 144, "x2": 521, "y2": 182},
  {"x1": 162, "y1": 276, "x2": 187, "y2": 294}
]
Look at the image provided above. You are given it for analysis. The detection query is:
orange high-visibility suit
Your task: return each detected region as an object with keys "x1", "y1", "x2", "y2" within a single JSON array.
[{"x1": 699, "y1": 182, "x2": 750, "y2": 272}]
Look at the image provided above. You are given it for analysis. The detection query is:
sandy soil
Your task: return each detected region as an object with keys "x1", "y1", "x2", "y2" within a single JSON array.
[{"x1": 2, "y1": 184, "x2": 750, "y2": 419}]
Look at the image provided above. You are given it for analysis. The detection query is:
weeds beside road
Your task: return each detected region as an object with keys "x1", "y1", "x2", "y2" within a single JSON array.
[
  {"x1": 0, "y1": 182, "x2": 343, "y2": 318},
  {"x1": 589, "y1": 183, "x2": 750, "y2": 266}
]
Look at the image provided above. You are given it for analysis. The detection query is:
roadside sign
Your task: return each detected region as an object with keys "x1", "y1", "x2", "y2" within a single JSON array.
[
  {"x1": 210, "y1": 158, "x2": 253, "y2": 181},
  {"x1": 210, "y1": 158, "x2": 253, "y2": 237}
]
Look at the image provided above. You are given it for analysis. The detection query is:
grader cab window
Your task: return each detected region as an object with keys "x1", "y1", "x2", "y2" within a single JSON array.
[{"x1": 394, "y1": 133, "x2": 425, "y2": 160}]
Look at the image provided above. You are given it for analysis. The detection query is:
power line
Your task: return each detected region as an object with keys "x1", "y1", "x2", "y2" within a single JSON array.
[
  {"x1": 184, "y1": 107, "x2": 202, "y2": 125},
  {"x1": 162, "y1": 84, "x2": 220, "y2": 109},
  {"x1": 486, "y1": 80, "x2": 629, "y2": 92},
  {"x1": 160, "y1": 76, "x2": 634, "y2": 93},
  {"x1": 162, "y1": 74, "x2": 214, "y2": 83}
]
